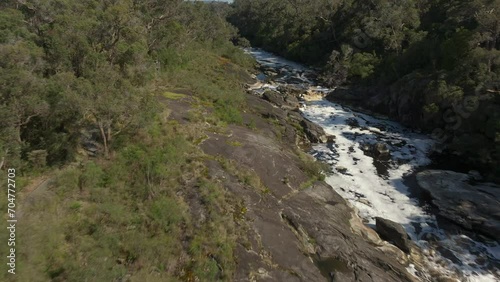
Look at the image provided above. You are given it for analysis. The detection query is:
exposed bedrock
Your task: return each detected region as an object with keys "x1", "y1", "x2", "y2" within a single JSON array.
[{"x1": 416, "y1": 170, "x2": 500, "y2": 241}]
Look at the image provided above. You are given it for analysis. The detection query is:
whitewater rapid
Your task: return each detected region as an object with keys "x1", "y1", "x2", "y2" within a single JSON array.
[{"x1": 246, "y1": 48, "x2": 500, "y2": 282}]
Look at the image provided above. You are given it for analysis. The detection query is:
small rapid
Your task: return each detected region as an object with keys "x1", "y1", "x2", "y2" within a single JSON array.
[{"x1": 246, "y1": 48, "x2": 500, "y2": 282}]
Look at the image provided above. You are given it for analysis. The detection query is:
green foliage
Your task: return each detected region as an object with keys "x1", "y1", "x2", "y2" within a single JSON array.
[
  {"x1": 163, "y1": 91, "x2": 187, "y2": 100},
  {"x1": 349, "y1": 52, "x2": 380, "y2": 79},
  {"x1": 0, "y1": 114, "x2": 241, "y2": 280},
  {"x1": 149, "y1": 196, "x2": 187, "y2": 233},
  {"x1": 423, "y1": 103, "x2": 439, "y2": 114},
  {"x1": 440, "y1": 29, "x2": 474, "y2": 70},
  {"x1": 0, "y1": 0, "x2": 251, "y2": 167},
  {"x1": 296, "y1": 149, "x2": 328, "y2": 187},
  {"x1": 0, "y1": 1, "x2": 253, "y2": 280},
  {"x1": 215, "y1": 100, "x2": 244, "y2": 124}
]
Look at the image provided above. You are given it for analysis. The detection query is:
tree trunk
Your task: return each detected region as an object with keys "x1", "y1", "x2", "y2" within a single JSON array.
[
  {"x1": 0, "y1": 156, "x2": 4, "y2": 171},
  {"x1": 98, "y1": 121, "x2": 109, "y2": 159},
  {"x1": 15, "y1": 126, "x2": 22, "y2": 143},
  {"x1": 0, "y1": 149, "x2": 8, "y2": 170},
  {"x1": 107, "y1": 124, "x2": 112, "y2": 143}
]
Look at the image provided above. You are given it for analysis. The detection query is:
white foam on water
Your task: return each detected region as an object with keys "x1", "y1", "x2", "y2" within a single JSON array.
[
  {"x1": 302, "y1": 100, "x2": 434, "y2": 225},
  {"x1": 245, "y1": 48, "x2": 308, "y2": 71},
  {"x1": 247, "y1": 48, "x2": 500, "y2": 281},
  {"x1": 302, "y1": 100, "x2": 500, "y2": 281}
]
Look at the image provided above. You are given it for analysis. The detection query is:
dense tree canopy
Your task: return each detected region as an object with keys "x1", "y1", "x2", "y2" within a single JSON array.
[
  {"x1": 0, "y1": 1, "x2": 256, "y2": 281},
  {"x1": 0, "y1": 0, "x2": 247, "y2": 167}
]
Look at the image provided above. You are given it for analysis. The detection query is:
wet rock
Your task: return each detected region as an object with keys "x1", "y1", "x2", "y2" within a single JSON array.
[
  {"x1": 256, "y1": 73, "x2": 267, "y2": 81},
  {"x1": 264, "y1": 70, "x2": 278, "y2": 76},
  {"x1": 336, "y1": 166, "x2": 348, "y2": 174},
  {"x1": 357, "y1": 199, "x2": 372, "y2": 207},
  {"x1": 261, "y1": 66, "x2": 278, "y2": 77},
  {"x1": 326, "y1": 135, "x2": 336, "y2": 143},
  {"x1": 300, "y1": 118, "x2": 328, "y2": 143},
  {"x1": 345, "y1": 117, "x2": 360, "y2": 128},
  {"x1": 375, "y1": 217, "x2": 413, "y2": 253},
  {"x1": 277, "y1": 84, "x2": 306, "y2": 97},
  {"x1": 372, "y1": 142, "x2": 390, "y2": 159},
  {"x1": 416, "y1": 170, "x2": 500, "y2": 241},
  {"x1": 360, "y1": 143, "x2": 391, "y2": 163},
  {"x1": 360, "y1": 143, "x2": 371, "y2": 152}
]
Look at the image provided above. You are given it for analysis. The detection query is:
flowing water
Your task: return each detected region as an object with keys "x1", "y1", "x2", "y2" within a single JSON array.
[{"x1": 246, "y1": 48, "x2": 500, "y2": 282}]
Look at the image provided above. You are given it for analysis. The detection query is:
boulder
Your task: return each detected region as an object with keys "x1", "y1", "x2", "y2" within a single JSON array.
[
  {"x1": 375, "y1": 217, "x2": 413, "y2": 253},
  {"x1": 326, "y1": 135, "x2": 336, "y2": 143},
  {"x1": 345, "y1": 117, "x2": 360, "y2": 128},
  {"x1": 372, "y1": 142, "x2": 390, "y2": 159},
  {"x1": 277, "y1": 84, "x2": 306, "y2": 97},
  {"x1": 300, "y1": 118, "x2": 328, "y2": 143},
  {"x1": 263, "y1": 90, "x2": 301, "y2": 110},
  {"x1": 416, "y1": 170, "x2": 500, "y2": 241},
  {"x1": 264, "y1": 70, "x2": 278, "y2": 76},
  {"x1": 263, "y1": 90, "x2": 285, "y2": 107},
  {"x1": 336, "y1": 166, "x2": 348, "y2": 174}
]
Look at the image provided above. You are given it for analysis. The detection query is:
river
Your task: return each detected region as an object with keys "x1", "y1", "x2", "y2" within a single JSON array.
[{"x1": 245, "y1": 48, "x2": 500, "y2": 282}]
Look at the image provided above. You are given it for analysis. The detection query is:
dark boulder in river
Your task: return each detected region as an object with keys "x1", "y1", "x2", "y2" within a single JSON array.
[{"x1": 376, "y1": 217, "x2": 413, "y2": 253}]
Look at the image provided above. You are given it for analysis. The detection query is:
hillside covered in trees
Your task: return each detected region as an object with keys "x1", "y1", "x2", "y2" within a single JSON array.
[
  {"x1": 230, "y1": 0, "x2": 500, "y2": 181},
  {"x1": 0, "y1": 0, "x2": 257, "y2": 280},
  {"x1": 0, "y1": 0, "x2": 252, "y2": 167}
]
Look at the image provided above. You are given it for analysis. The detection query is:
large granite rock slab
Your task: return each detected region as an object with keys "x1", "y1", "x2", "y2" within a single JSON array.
[
  {"x1": 198, "y1": 99, "x2": 416, "y2": 281},
  {"x1": 416, "y1": 170, "x2": 500, "y2": 241}
]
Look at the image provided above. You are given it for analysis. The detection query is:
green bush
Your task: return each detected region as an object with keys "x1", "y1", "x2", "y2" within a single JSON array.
[{"x1": 349, "y1": 52, "x2": 380, "y2": 79}]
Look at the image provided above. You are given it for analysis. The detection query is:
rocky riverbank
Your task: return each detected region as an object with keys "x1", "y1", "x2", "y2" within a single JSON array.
[
  {"x1": 325, "y1": 85, "x2": 500, "y2": 184},
  {"x1": 166, "y1": 86, "x2": 417, "y2": 281}
]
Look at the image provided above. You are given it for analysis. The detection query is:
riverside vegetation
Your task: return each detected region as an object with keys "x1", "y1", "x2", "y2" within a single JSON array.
[{"x1": 230, "y1": 0, "x2": 500, "y2": 182}]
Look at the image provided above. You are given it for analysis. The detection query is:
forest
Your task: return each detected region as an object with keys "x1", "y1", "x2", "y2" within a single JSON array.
[
  {"x1": 0, "y1": 0, "x2": 256, "y2": 280},
  {"x1": 230, "y1": 0, "x2": 500, "y2": 181}
]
